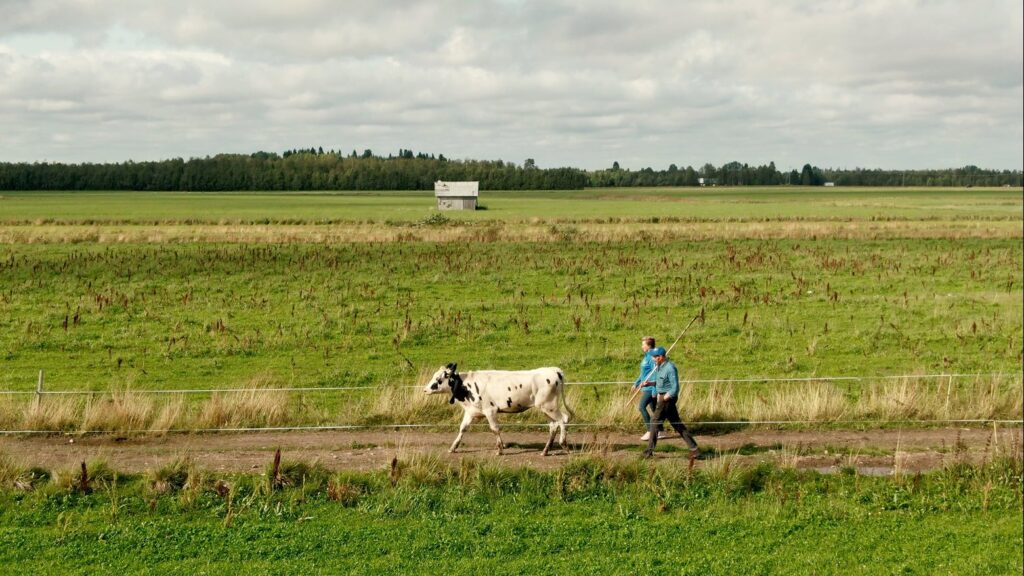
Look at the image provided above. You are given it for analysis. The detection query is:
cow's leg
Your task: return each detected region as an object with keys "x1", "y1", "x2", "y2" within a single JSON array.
[
  {"x1": 557, "y1": 409, "x2": 569, "y2": 450},
  {"x1": 450, "y1": 411, "x2": 476, "y2": 453},
  {"x1": 483, "y1": 411, "x2": 504, "y2": 455},
  {"x1": 542, "y1": 420, "x2": 557, "y2": 456},
  {"x1": 539, "y1": 408, "x2": 566, "y2": 455}
]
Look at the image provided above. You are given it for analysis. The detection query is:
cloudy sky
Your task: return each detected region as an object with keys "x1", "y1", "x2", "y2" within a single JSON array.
[{"x1": 1, "y1": 0, "x2": 1021, "y2": 170}]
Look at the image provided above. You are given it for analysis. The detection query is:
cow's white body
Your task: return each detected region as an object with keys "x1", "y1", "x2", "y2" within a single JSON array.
[{"x1": 424, "y1": 365, "x2": 574, "y2": 455}]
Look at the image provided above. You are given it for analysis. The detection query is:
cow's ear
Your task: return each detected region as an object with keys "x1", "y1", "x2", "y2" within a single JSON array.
[
  {"x1": 451, "y1": 363, "x2": 457, "y2": 372},
  {"x1": 445, "y1": 363, "x2": 453, "y2": 370}
]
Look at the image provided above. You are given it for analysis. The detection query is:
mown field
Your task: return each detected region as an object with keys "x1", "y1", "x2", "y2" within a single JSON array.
[
  {"x1": 0, "y1": 186, "x2": 1021, "y2": 223},
  {"x1": 0, "y1": 187, "x2": 1021, "y2": 432}
]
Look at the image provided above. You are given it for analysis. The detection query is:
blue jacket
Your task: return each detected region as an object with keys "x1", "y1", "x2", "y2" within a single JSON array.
[
  {"x1": 634, "y1": 350, "x2": 657, "y2": 389},
  {"x1": 654, "y1": 360, "x2": 680, "y2": 398}
]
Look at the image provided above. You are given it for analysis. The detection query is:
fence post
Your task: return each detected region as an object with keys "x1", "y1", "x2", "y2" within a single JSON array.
[{"x1": 35, "y1": 370, "x2": 44, "y2": 408}]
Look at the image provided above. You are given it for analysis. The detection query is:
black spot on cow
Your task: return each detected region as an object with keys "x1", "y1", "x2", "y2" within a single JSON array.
[
  {"x1": 506, "y1": 398, "x2": 513, "y2": 408},
  {"x1": 546, "y1": 379, "x2": 550, "y2": 384},
  {"x1": 489, "y1": 401, "x2": 495, "y2": 407},
  {"x1": 448, "y1": 371, "x2": 473, "y2": 404},
  {"x1": 507, "y1": 387, "x2": 511, "y2": 391}
]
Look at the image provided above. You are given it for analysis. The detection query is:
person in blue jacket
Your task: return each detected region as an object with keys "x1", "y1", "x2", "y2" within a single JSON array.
[
  {"x1": 642, "y1": 346, "x2": 700, "y2": 460},
  {"x1": 632, "y1": 336, "x2": 664, "y2": 441}
]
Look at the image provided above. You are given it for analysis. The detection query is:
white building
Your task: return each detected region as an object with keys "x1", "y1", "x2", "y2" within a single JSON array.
[{"x1": 434, "y1": 181, "x2": 479, "y2": 210}]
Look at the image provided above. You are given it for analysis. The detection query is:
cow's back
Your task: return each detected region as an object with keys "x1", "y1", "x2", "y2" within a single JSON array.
[{"x1": 463, "y1": 367, "x2": 564, "y2": 413}]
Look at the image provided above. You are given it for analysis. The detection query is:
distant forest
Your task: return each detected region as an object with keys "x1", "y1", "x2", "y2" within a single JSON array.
[{"x1": 0, "y1": 148, "x2": 1020, "y2": 190}]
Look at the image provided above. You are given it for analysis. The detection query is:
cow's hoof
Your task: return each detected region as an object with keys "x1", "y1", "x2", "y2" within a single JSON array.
[{"x1": 541, "y1": 450, "x2": 550, "y2": 457}]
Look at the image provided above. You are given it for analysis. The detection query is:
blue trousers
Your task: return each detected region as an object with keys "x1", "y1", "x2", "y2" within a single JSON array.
[{"x1": 638, "y1": 386, "x2": 662, "y2": 430}]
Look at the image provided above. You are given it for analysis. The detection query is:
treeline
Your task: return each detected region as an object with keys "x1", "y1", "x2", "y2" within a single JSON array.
[
  {"x1": 0, "y1": 150, "x2": 1020, "y2": 190},
  {"x1": 590, "y1": 161, "x2": 1023, "y2": 187},
  {"x1": 0, "y1": 149, "x2": 587, "y2": 191}
]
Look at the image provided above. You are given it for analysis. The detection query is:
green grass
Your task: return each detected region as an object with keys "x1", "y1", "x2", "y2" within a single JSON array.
[
  {"x1": 1, "y1": 183, "x2": 1021, "y2": 573},
  {"x1": 0, "y1": 189, "x2": 1020, "y2": 430},
  {"x1": 1, "y1": 186, "x2": 1020, "y2": 223},
  {"x1": 0, "y1": 239, "x2": 1019, "y2": 393},
  {"x1": 0, "y1": 457, "x2": 1020, "y2": 575}
]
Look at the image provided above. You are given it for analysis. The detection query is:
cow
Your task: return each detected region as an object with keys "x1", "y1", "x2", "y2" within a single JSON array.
[{"x1": 424, "y1": 363, "x2": 575, "y2": 456}]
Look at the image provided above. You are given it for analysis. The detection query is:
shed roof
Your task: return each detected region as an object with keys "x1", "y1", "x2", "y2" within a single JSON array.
[{"x1": 434, "y1": 181, "x2": 479, "y2": 197}]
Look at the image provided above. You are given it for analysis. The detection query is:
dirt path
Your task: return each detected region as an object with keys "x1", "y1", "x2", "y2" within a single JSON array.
[{"x1": 2, "y1": 427, "x2": 1020, "y2": 476}]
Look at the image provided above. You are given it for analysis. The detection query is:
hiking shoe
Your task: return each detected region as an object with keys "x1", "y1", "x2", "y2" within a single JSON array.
[{"x1": 640, "y1": 431, "x2": 651, "y2": 441}]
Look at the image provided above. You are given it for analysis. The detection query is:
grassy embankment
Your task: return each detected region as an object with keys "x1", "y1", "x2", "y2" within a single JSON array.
[{"x1": 0, "y1": 448, "x2": 1021, "y2": 575}]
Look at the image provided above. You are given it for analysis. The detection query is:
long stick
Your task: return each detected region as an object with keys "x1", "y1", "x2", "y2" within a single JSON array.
[{"x1": 626, "y1": 312, "x2": 702, "y2": 405}]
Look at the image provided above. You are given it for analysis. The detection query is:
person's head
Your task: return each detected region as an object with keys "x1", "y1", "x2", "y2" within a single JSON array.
[
  {"x1": 650, "y1": 346, "x2": 667, "y2": 365},
  {"x1": 641, "y1": 336, "x2": 656, "y2": 352}
]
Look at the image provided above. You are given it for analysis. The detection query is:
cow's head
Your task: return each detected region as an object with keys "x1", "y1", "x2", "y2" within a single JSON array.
[{"x1": 424, "y1": 363, "x2": 459, "y2": 397}]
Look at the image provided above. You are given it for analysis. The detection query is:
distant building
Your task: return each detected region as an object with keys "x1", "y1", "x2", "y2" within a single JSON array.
[
  {"x1": 435, "y1": 181, "x2": 479, "y2": 210},
  {"x1": 824, "y1": 182, "x2": 836, "y2": 187}
]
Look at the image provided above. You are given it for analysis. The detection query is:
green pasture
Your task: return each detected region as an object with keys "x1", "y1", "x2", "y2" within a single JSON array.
[
  {"x1": 0, "y1": 457, "x2": 1021, "y2": 575},
  {"x1": 0, "y1": 187, "x2": 1020, "y2": 223},
  {"x1": 0, "y1": 239, "x2": 1019, "y2": 394},
  {"x1": 0, "y1": 188, "x2": 1020, "y2": 428}
]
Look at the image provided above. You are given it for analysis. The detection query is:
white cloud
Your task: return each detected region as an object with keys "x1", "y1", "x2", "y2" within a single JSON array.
[{"x1": 0, "y1": 0, "x2": 1019, "y2": 169}]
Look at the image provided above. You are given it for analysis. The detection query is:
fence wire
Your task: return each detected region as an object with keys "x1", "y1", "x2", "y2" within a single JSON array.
[
  {"x1": 1, "y1": 419, "x2": 1021, "y2": 436},
  {"x1": 0, "y1": 372, "x2": 1016, "y2": 396},
  {"x1": 2, "y1": 371, "x2": 1019, "y2": 435}
]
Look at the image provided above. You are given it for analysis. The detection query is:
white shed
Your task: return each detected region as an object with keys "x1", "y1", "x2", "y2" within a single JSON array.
[{"x1": 434, "y1": 181, "x2": 479, "y2": 210}]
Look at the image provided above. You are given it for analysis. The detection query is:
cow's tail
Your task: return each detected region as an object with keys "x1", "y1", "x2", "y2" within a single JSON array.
[{"x1": 556, "y1": 368, "x2": 576, "y2": 421}]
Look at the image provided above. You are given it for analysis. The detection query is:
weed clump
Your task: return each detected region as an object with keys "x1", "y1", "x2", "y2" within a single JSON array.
[
  {"x1": 146, "y1": 457, "x2": 193, "y2": 495},
  {"x1": 52, "y1": 459, "x2": 116, "y2": 493},
  {"x1": 0, "y1": 455, "x2": 49, "y2": 491},
  {"x1": 416, "y1": 213, "x2": 451, "y2": 227}
]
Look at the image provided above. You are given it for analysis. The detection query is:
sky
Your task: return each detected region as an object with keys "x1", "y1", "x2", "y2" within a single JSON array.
[{"x1": 0, "y1": 0, "x2": 1021, "y2": 170}]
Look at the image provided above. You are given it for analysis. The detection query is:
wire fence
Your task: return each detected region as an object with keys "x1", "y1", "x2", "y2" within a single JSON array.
[
  {"x1": 1, "y1": 418, "x2": 1022, "y2": 436},
  {"x1": 1, "y1": 371, "x2": 1019, "y2": 435},
  {"x1": 0, "y1": 371, "x2": 1017, "y2": 396}
]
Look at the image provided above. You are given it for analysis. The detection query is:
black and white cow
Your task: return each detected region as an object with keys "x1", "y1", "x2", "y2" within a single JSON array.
[{"x1": 424, "y1": 363, "x2": 575, "y2": 456}]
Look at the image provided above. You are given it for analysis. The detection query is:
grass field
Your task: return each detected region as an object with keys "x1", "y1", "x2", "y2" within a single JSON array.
[
  {"x1": 1, "y1": 453, "x2": 1021, "y2": 575},
  {"x1": 0, "y1": 187, "x2": 1021, "y2": 432},
  {"x1": 1, "y1": 187, "x2": 1021, "y2": 223},
  {"x1": 1, "y1": 187, "x2": 1021, "y2": 574}
]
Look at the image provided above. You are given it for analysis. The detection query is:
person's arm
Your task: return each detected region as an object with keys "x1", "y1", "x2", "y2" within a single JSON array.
[
  {"x1": 634, "y1": 355, "x2": 653, "y2": 388},
  {"x1": 663, "y1": 364, "x2": 680, "y2": 399}
]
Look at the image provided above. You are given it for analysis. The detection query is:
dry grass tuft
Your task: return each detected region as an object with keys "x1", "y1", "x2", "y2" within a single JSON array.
[
  {"x1": 52, "y1": 459, "x2": 115, "y2": 492},
  {"x1": 198, "y1": 377, "x2": 291, "y2": 429},
  {"x1": 149, "y1": 395, "x2": 188, "y2": 434},
  {"x1": 146, "y1": 456, "x2": 193, "y2": 495},
  {"x1": 747, "y1": 383, "x2": 848, "y2": 422},
  {"x1": 701, "y1": 450, "x2": 742, "y2": 482},
  {"x1": 81, "y1": 388, "x2": 154, "y2": 433},
  {"x1": 0, "y1": 397, "x2": 23, "y2": 430},
  {"x1": 359, "y1": 383, "x2": 453, "y2": 426},
  {"x1": 22, "y1": 396, "x2": 83, "y2": 431}
]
